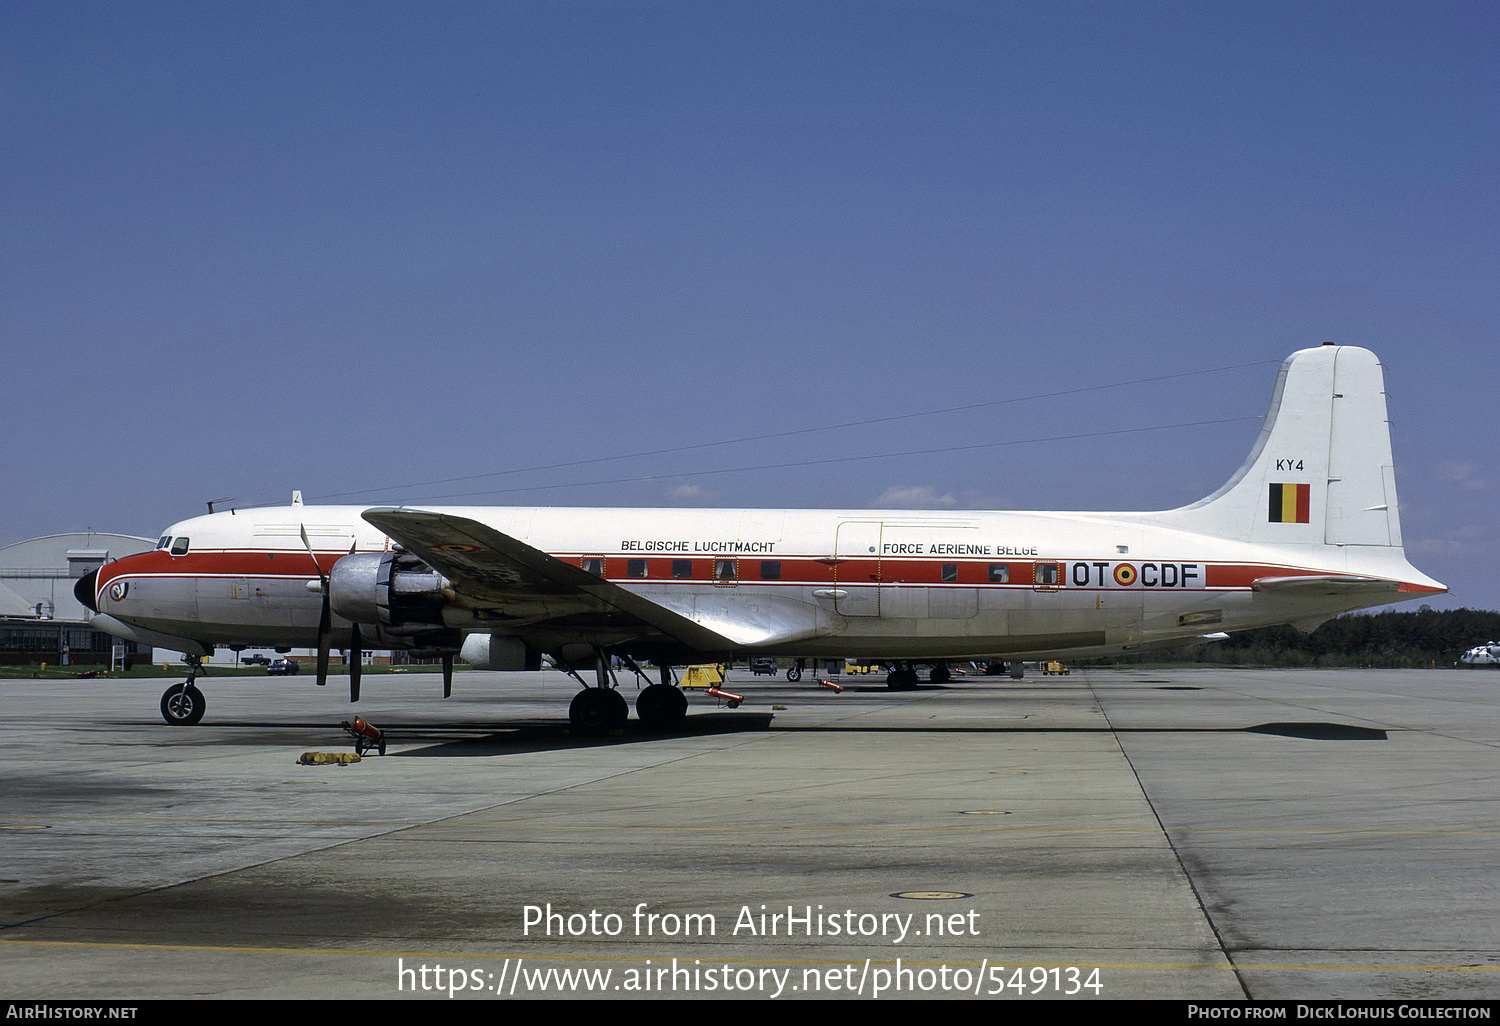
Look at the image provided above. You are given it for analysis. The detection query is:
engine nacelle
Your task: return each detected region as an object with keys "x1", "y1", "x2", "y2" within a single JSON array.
[
  {"x1": 330, "y1": 550, "x2": 449, "y2": 636},
  {"x1": 460, "y1": 633, "x2": 542, "y2": 671}
]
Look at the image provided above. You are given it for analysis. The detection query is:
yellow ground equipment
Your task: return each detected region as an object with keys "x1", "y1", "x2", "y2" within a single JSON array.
[{"x1": 681, "y1": 664, "x2": 726, "y2": 689}]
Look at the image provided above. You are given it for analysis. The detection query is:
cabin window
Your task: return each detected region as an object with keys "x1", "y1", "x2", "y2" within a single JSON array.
[
  {"x1": 627, "y1": 559, "x2": 647, "y2": 578},
  {"x1": 1035, "y1": 563, "x2": 1060, "y2": 586},
  {"x1": 759, "y1": 560, "x2": 782, "y2": 580},
  {"x1": 170, "y1": 537, "x2": 190, "y2": 556},
  {"x1": 671, "y1": 559, "x2": 693, "y2": 579},
  {"x1": 941, "y1": 563, "x2": 958, "y2": 583},
  {"x1": 582, "y1": 557, "x2": 604, "y2": 575},
  {"x1": 715, "y1": 558, "x2": 736, "y2": 581},
  {"x1": 988, "y1": 563, "x2": 1009, "y2": 583}
]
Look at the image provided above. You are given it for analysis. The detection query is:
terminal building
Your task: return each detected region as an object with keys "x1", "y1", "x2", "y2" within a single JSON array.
[{"x1": 0, "y1": 533, "x2": 156, "y2": 667}]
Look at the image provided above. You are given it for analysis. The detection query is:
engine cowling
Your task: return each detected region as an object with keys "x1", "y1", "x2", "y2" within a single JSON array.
[
  {"x1": 329, "y1": 550, "x2": 449, "y2": 636},
  {"x1": 460, "y1": 633, "x2": 542, "y2": 671}
]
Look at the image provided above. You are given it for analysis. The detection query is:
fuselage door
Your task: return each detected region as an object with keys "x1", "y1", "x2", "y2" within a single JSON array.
[{"x1": 834, "y1": 521, "x2": 882, "y2": 616}]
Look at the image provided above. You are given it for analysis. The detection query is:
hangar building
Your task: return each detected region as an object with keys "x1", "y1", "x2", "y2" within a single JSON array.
[{"x1": 0, "y1": 533, "x2": 154, "y2": 667}]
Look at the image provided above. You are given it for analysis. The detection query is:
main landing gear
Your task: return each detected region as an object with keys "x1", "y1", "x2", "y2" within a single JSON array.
[
  {"x1": 160, "y1": 656, "x2": 207, "y2": 725},
  {"x1": 885, "y1": 662, "x2": 920, "y2": 690},
  {"x1": 561, "y1": 650, "x2": 689, "y2": 734},
  {"x1": 885, "y1": 661, "x2": 953, "y2": 690}
]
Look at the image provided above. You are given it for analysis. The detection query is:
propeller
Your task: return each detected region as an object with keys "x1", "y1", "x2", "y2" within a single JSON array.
[
  {"x1": 442, "y1": 652, "x2": 453, "y2": 698},
  {"x1": 349, "y1": 624, "x2": 362, "y2": 703},
  {"x1": 300, "y1": 525, "x2": 332, "y2": 687}
]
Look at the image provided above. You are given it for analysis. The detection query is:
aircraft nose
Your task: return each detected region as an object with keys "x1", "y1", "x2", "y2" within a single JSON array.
[{"x1": 75, "y1": 568, "x2": 100, "y2": 612}]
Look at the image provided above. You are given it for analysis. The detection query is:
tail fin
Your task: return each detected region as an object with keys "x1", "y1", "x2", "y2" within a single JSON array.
[{"x1": 1163, "y1": 344, "x2": 1402, "y2": 548}]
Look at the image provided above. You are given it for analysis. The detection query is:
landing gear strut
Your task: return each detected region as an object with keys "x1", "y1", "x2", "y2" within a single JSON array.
[
  {"x1": 561, "y1": 648, "x2": 631, "y2": 735},
  {"x1": 160, "y1": 656, "x2": 207, "y2": 725},
  {"x1": 786, "y1": 658, "x2": 805, "y2": 682}
]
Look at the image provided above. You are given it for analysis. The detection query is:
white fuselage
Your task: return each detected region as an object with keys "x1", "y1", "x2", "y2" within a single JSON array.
[{"x1": 93, "y1": 502, "x2": 1441, "y2": 662}]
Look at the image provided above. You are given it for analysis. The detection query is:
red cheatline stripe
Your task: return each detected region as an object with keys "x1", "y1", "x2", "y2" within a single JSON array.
[{"x1": 99, "y1": 549, "x2": 1343, "y2": 591}]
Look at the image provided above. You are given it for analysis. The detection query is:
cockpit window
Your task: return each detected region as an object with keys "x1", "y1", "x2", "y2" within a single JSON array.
[
  {"x1": 156, "y1": 536, "x2": 171, "y2": 550},
  {"x1": 169, "y1": 537, "x2": 190, "y2": 556}
]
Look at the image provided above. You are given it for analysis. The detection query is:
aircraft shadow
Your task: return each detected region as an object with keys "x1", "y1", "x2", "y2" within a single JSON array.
[
  {"x1": 385, "y1": 711, "x2": 778, "y2": 757},
  {"x1": 120, "y1": 716, "x2": 1383, "y2": 758},
  {"x1": 772, "y1": 721, "x2": 1387, "y2": 741},
  {"x1": 386, "y1": 718, "x2": 1386, "y2": 758}
]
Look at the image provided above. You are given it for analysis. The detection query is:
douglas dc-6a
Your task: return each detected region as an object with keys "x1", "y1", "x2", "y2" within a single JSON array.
[{"x1": 80, "y1": 345, "x2": 1444, "y2": 730}]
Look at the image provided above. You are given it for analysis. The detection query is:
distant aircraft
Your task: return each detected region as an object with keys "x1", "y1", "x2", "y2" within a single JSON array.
[
  {"x1": 1459, "y1": 643, "x2": 1500, "y2": 668},
  {"x1": 80, "y1": 344, "x2": 1443, "y2": 729}
]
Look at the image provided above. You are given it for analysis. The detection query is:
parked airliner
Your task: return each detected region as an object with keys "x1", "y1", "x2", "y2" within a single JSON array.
[{"x1": 80, "y1": 345, "x2": 1444, "y2": 730}]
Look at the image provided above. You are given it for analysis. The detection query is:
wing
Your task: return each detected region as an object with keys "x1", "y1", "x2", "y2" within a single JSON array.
[{"x1": 360, "y1": 508, "x2": 841, "y2": 651}]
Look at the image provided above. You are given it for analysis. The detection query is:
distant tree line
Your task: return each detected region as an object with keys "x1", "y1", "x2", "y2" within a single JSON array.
[{"x1": 1087, "y1": 607, "x2": 1500, "y2": 668}]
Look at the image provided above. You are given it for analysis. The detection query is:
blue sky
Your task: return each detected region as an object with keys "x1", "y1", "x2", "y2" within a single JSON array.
[{"x1": 3, "y1": 1, "x2": 1496, "y2": 609}]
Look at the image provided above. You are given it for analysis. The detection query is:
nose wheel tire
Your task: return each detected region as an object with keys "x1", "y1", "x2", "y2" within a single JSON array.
[{"x1": 160, "y1": 683, "x2": 206, "y2": 726}]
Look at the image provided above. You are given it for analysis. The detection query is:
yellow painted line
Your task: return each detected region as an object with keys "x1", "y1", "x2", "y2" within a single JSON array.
[
  {"x1": 0, "y1": 815, "x2": 427, "y2": 827},
  {"x1": 1, "y1": 814, "x2": 1496, "y2": 839},
  {"x1": 0, "y1": 939, "x2": 1495, "y2": 973},
  {"x1": 385, "y1": 824, "x2": 1500, "y2": 838}
]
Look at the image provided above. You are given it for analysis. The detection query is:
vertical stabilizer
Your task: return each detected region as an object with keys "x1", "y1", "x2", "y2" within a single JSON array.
[{"x1": 1162, "y1": 345, "x2": 1402, "y2": 549}]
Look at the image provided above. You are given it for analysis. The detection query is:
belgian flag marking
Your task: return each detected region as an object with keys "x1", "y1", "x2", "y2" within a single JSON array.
[
  {"x1": 1113, "y1": 563, "x2": 1137, "y2": 586},
  {"x1": 1268, "y1": 482, "x2": 1311, "y2": 524}
]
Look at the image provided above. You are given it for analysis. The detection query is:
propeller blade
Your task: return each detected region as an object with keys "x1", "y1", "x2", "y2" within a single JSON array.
[
  {"x1": 349, "y1": 625, "x2": 362, "y2": 703},
  {"x1": 300, "y1": 523, "x2": 333, "y2": 687},
  {"x1": 442, "y1": 653, "x2": 453, "y2": 698},
  {"x1": 315, "y1": 590, "x2": 331, "y2": 686}
]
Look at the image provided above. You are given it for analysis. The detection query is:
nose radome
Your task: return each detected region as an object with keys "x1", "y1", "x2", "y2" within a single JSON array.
[{"x1": 74, "y1": 568, "x2": 100, "y2": 612}]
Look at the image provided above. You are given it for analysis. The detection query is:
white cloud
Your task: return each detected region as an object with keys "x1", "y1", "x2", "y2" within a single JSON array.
[
  {"x1": 871, "y1": 485, "x2": 958, "y2": 508},
  {"x1": 667, "y1": 483, "x2": 718, "y2": 502}
]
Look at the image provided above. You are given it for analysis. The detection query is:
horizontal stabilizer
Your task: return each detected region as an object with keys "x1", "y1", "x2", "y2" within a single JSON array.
[{"x1": 1251, "y1": 575, "x2": 1400, "y2": 595}]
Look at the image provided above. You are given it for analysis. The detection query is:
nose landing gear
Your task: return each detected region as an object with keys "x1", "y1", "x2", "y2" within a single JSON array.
[{"x1": 160, "y1": 657, "x2": 207, "y2": 725}]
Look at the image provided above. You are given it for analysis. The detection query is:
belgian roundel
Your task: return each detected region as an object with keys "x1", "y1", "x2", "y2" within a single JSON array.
[{"x1": 1113, "y1": 563, "x2": 1138, "y2": 587}]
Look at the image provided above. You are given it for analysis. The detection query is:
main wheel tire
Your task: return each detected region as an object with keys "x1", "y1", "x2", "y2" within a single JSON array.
[
  {"x1": 570, "y1": 688, "x2": 629, "y2": 734},
  {"x1": 636, "y1": 684, "x2": 688, "y2": 730},
  {"x1": 160, "y1": 683, "x2": 206, "y2": 726},
  {"x1": 885, "y1": 669, "x2": 920, "y2": 691}
]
